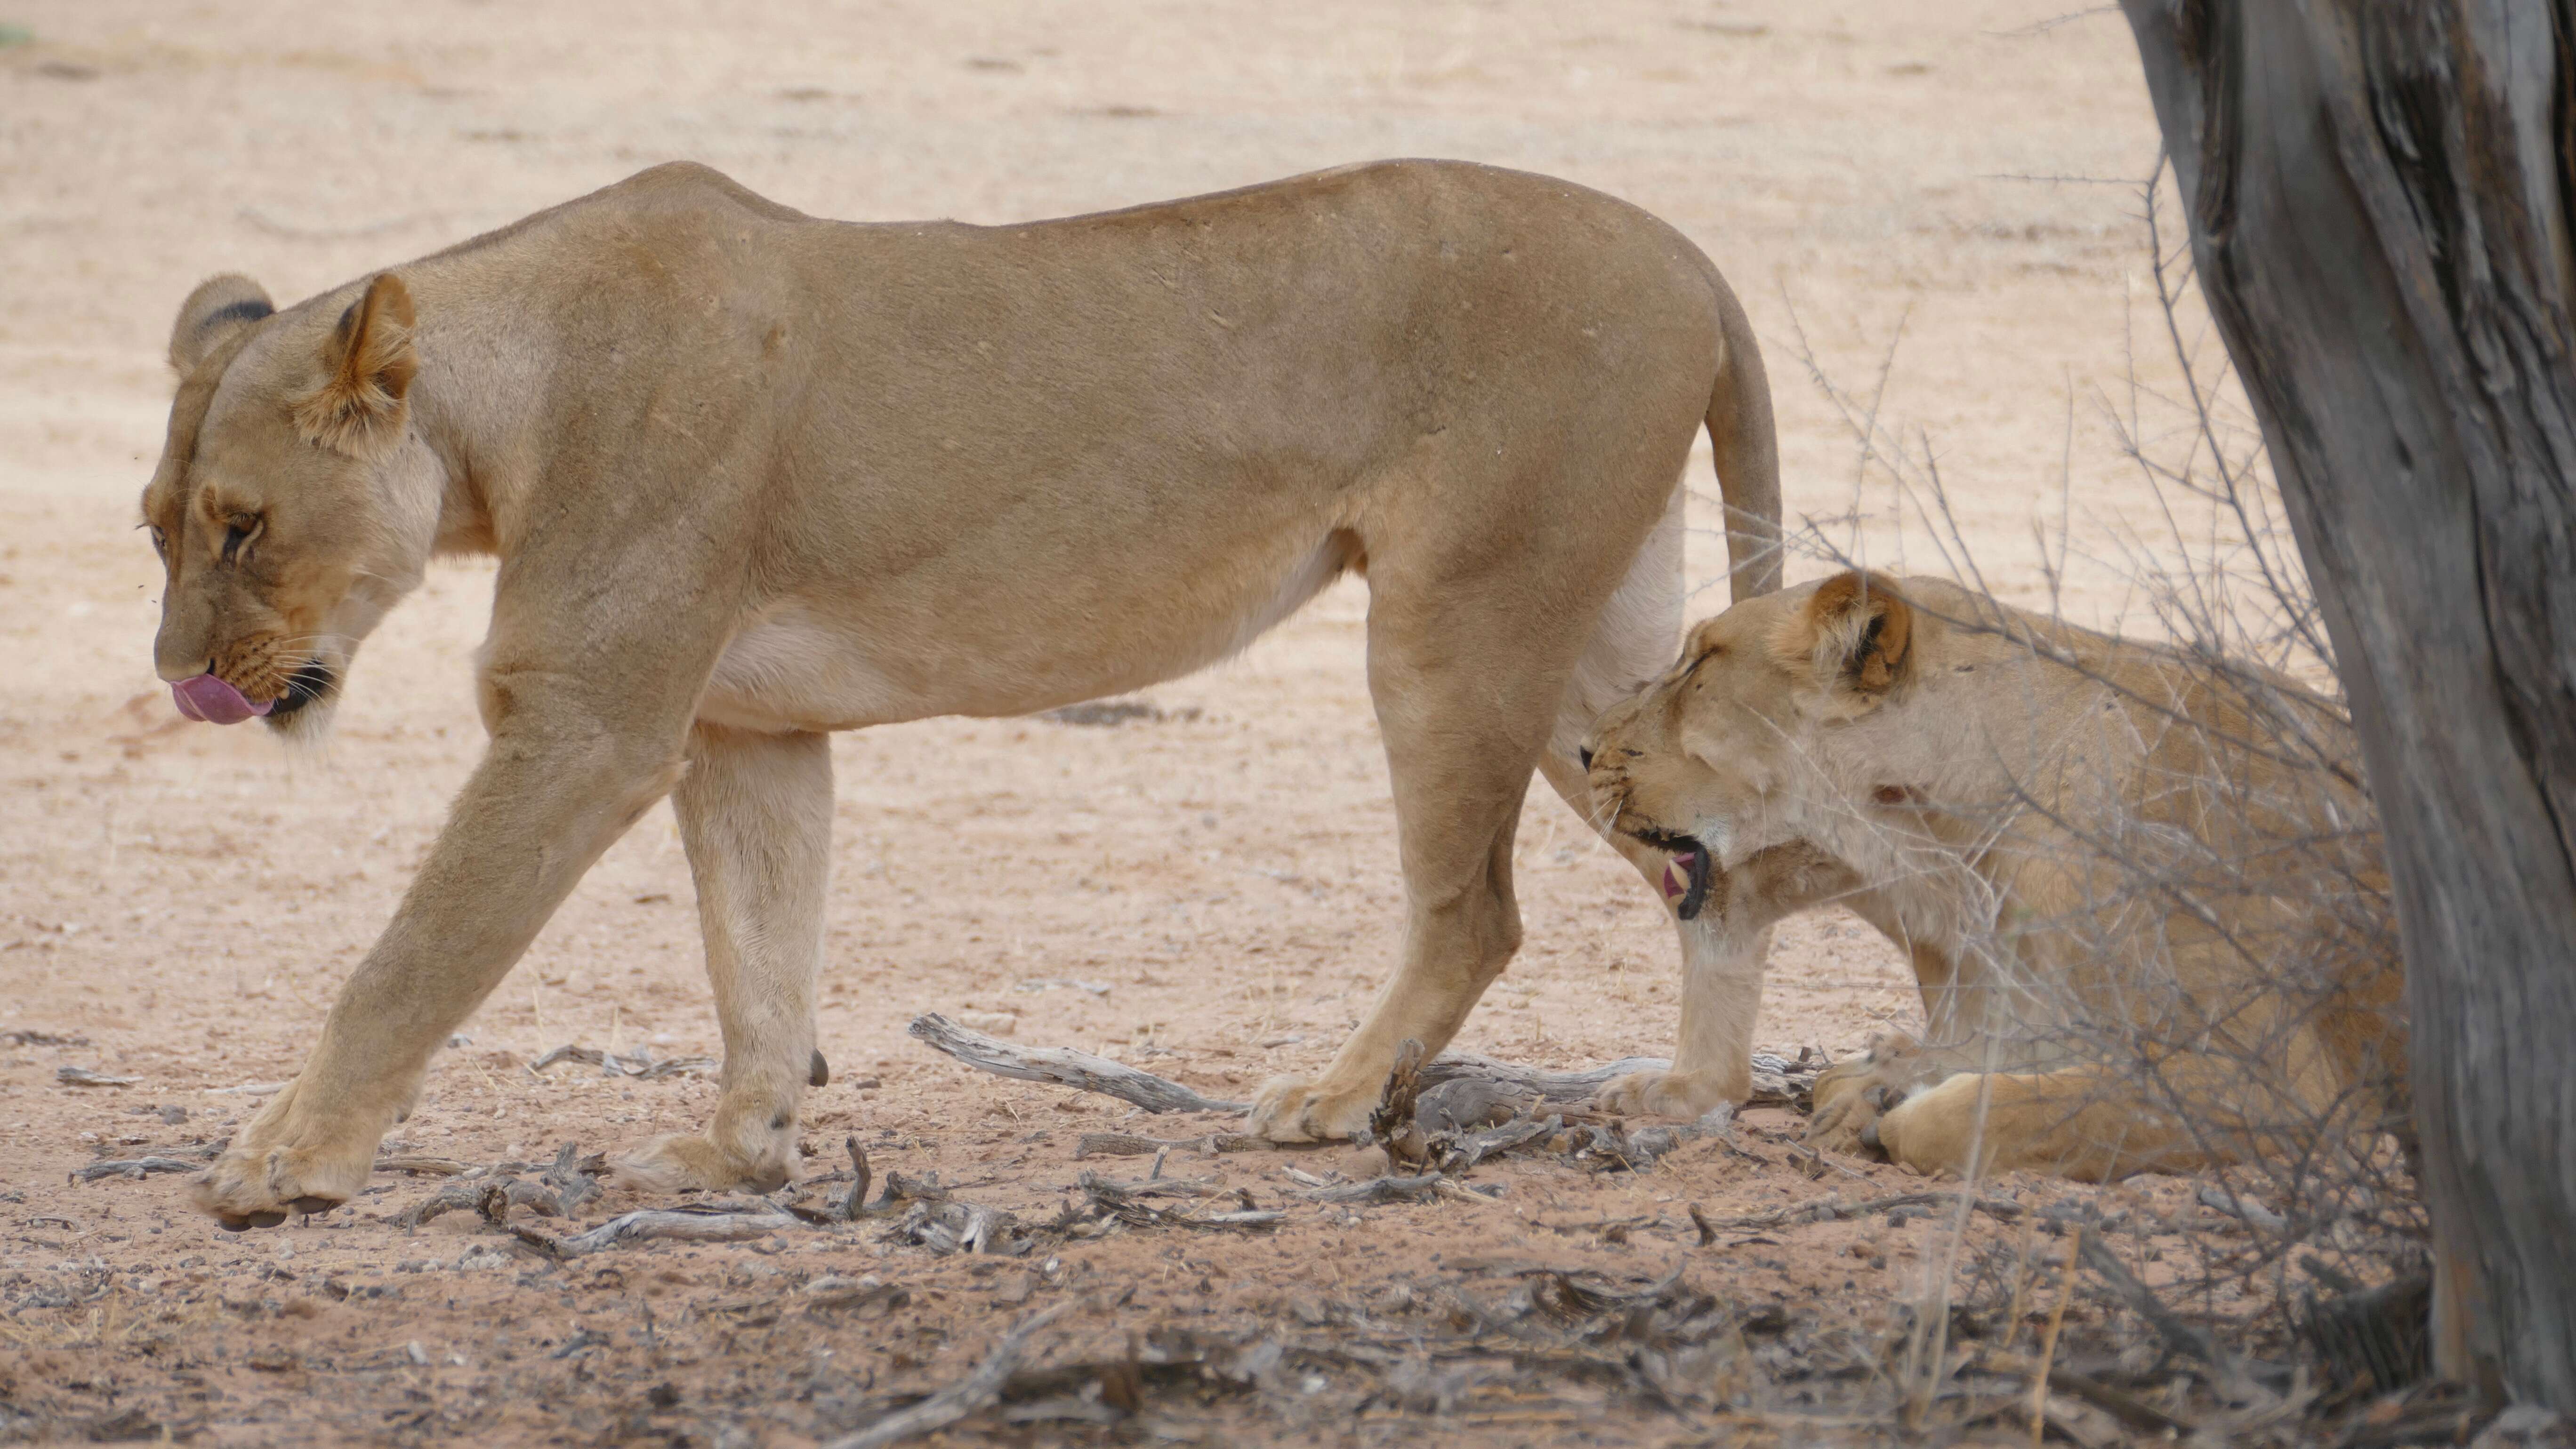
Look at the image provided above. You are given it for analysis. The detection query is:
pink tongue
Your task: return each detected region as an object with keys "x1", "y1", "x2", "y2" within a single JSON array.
[
  {"x1": 172, "y1": 673, "x2": 271, "y2": 726},
  {"x1": 1661, "y1": 852, "x2": 1696, "y2": 901}
]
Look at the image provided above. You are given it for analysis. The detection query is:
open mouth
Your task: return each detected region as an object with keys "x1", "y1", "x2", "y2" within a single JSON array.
[
  {"x1": 1626, "y1": 825, "x2": 1716, "y2": 921},
  {"x1": 265, "y1": 661, "x2": 337, "y2": 720}
]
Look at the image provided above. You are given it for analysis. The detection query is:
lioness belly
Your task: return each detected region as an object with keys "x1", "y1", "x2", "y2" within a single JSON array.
[{"x1": 697, "y1": 531, "x2": 1353, "y2": 733}]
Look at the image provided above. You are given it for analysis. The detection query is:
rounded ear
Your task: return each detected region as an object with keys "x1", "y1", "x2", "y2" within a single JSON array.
[
  {"x1": 1775, "y1": 570, "x2": 1915, "y2": 698},
  {"x1": 167, "y1": 274, "x2": 274, "y2": 375},
  {"x1": 293, "y1": 272, "x2": 418, "y2": 456}
]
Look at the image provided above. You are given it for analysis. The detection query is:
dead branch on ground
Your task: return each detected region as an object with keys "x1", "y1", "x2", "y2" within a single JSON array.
[{"x1": 822, "y1": 1302, "x2": 1076, "y2": 1449}]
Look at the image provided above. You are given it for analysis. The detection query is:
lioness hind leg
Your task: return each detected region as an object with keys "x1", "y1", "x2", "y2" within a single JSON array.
[
  {"x1": 620, "y1": 725, "x2": 831, "y2": 1192},
  {"x1": 1249, "y1": 555, "x2": 1618, "y2": 1142},
  {"x1": 1870, "y1": 1065, "x2": 2222, "y2": 1181}
]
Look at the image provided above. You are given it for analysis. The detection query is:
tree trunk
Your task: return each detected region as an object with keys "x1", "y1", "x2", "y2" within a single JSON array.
[{"x1": 2120, "y1": 0, "x2": 2576, "y2": 1410}]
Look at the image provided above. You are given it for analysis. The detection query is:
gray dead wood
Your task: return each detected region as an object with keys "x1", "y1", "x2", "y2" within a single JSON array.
[
  {"x1": 823, "y1": 1301, "x2": 1075, "y2": 1449},
  {"x1": 56, "y1": 1066, "x2": 137, "y2": 1087},
  {"x1": 374, "y1": 1155, "x2": 476, "y2": 1177},
  {"x1": 0, "y1": 1029, "x2": 87, "y2": 1048},
  {"x1": 527, "y1": 1042, "x2": 712, "y2": 1079},
  {"x1": 1433, "y1": 1113, "x2": 1558, "y2": 1171},
  {"x1": 2300, "y1": 1274, "x2": 2434, "y2": 1396},
  {"x1": 1075, "y1": 1173, "x2": 1284, "y2": 1233},
  {"x1": 2123, "y1": 0, "x2": 2576, "y2": 1406},
  {"x1": 1415, "y1": 1050, "x2": 1819, "y2": 1109},
  {"x1": 890, "y1": 1199, "x2": 1029, "y2": 1256},
  {"x1": 2076, "y1": 1228, "x2": 2253, "y2": 1401},
  {"x1": 545, "y1": 1205, "x2": 799, "y2": 1254},
  {"x1": 1073, "y1": 1130, "x2": 1264, "y2": 1158},
  {"x1": 1702, "y1": 1190, "x2": 2025, "y2": 1234},
  {"x1": 908, "y1": 1013, "x2": 1245, "y2": 1113},
  {"x1": 1302, "y1": 1173, "x2": 1446, "y2": 1206},
  {"x1": 68, "y1": 1156, "x2": 200, "y2": 1183},
  {"x1": 914, "y1": 1013, "x2": 1825, "y2": 1127},
  {"x1": 837, "y1": 1137, "x2": 871, "y2": 1221},
  {"x1": 2196, "y1": 1183, "x2": 2288, "y2": 1235}
]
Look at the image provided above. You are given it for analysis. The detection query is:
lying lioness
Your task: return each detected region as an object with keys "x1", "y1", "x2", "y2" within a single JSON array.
[
  {"x1": 1583, "y1": 571, "x2": 2406, "y2": 1180},
  {"x1": 142, "y1": 160, "x2": 1781, "y2": 1225}
]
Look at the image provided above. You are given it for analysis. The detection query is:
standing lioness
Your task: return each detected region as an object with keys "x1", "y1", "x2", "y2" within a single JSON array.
[{"x1": 144, "y1": 160, "x2": 1780, "y2": 1226}]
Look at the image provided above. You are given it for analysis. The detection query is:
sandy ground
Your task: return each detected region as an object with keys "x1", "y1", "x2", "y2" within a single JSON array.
[{"x1": 0, "y1": 2, "x2": 2257, "y2": 1444}]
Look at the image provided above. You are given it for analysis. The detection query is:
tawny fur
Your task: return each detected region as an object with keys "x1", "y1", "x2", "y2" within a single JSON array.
[
  {"x1": 140, "y1": 160, "x2": 1784, "y2": 1224},
  {"x1": 1584, "y1": 572, "x2": 2405, "y2": 1181}
]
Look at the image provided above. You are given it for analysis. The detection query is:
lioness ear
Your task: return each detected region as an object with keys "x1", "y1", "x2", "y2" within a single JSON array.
[
  {"x1": 168, "y1": 274, "x2": 274, "y2": 375},
  {"x1": 294, "y1": 272, "x2": 417, "y2": 457},
  {"x1": 1775, "y1": 570, "x2": 1914, "y2": 699}
]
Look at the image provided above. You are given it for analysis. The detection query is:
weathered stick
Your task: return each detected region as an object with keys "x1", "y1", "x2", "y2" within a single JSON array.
[
  {"x1": 2195, "y1": 1182, "x2": 2288, "y2": 1233},
  {"x1": 2030, "y1": 1225, "x2": 2083, "y2": 1447},
  {"x1": 909, "y1": 1014, "x2": 1245, "y2": 1113},
  {"x1": 68, "y1": 1156, "x2": 201, "y2": 1183},
  {"x1": 1303, "y1": 1173, "x2": 1446, "y2": 1206},
  {"x1": 1073, "y1": 1131, "x2": 1264, "y2": 1159},
  {"x1": 552, "y1": 1206, "x2": 800, "y2": 1255},
  {"x1": 825, "y1": 1301, "x2": 1076, "y2": 1449},
  {"x1": 1418, "y1": 1050, "x2": 1820, "y2": 1108},
  {"x1": 838, "y1": 1137, "x2": 872, "y2": 1221},
  {"x1": 56, "y1": 1066, "x2": 138, "y2": 1088},
  {"x1": 1980, "y1": 1351, "x2": 2197, "y2": 1435},
  {"x1": 1701, "y1": 1190, "x2": 2026, "y2": 1234},
  {"x1": 2076, "y1": 1229, "x2": 2238, "y2": 1378},
  {"x1": 374, "y1": 1155, "x2": 478, "y2": 1177},
  {"x1": 1078, "y1": 1175, "x2": 1284, "y2": 1233},
  {"x1": 912, "y1": 1012, "x2": 1823, "y2": 1117}
]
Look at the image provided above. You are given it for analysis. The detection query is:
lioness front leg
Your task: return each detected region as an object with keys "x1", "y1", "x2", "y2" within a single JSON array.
[
  {"x1": 193, "y1": 680, "x2": 689, "y2": 1227},
  {"x1": 1597, "y1": 921, "x2": 1771, "y2": 1121},
  {"x1": 620, "y1": 725, "x2": 830, "y2": 1192},
  {"x1": 1249, "y1": 569, "x2": 1581, "y2": 1144}
]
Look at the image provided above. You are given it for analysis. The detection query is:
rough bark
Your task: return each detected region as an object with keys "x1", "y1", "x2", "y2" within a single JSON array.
[{"x1": 2121, "y1": 0, "x2": 2576, "y2": 1409}]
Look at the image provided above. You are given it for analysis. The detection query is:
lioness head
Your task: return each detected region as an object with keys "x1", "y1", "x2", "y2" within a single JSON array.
[
  {"x1": 1583, "y1": 570, "x2": 1916, "y2": 918},
  {"x1": 142, "y1": 272, "x2": 434, "y2": 736}
]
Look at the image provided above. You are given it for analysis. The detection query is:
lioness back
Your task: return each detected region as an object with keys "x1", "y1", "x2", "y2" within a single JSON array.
[{"x1": 422, "y1": 160, "x2": 1746, "y2": 728}]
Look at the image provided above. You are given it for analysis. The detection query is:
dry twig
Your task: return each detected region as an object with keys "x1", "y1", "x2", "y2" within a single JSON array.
[
  {"x1": 56, "y1": 1066, "x2": 137, "y2": 1088},
  {"x1": 908, "y1": 1013, "x2": 1244, "y2": 1113},
  {"x1": 549, "y1": 1204, "x2": 801, "y2": 1255},
  {"x1": 67, "y1": 1156, "x2": 199, "y2": 1182},
  {"x1": 823, "y1": 1301, "x2": 1075, "y2": 1449},
  {"x1": 2030, "y1": 1225, "x2": 2083, "y2": 1445}
]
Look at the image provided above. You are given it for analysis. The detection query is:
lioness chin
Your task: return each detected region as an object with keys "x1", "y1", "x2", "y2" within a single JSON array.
[
  {"x1": 144, "y1": 160, "x2": 1783, "y2": 1226},
  {"x1": 1581, "y1": 571, "x2": 2407, "y2": 1181}
]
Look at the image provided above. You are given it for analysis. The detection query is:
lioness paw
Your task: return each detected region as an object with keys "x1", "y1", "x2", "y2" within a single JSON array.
[
  {"x1": 1594, "y1": 1069, "x2": 1733, "y2": 1122},
  {"x1": 191, "y1": 1149, "x2": 364, "y2": 1229},
  {"x1": 1248, "y1": 1076, "x2": 1378, "y2": 1144},
  {"x1": 187, "y1": 1080, "x2": 377, "y2": 1229},
  {"x1": 1806, "y1": 1033, "x2": 1932, "y2": 1153},
  {"x1": 615, "y1": 1131, "x2": 795, "y2": 1194}
]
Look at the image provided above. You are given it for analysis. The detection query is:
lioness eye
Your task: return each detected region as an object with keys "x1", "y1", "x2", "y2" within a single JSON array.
[{"x1": 147, "y1": 525, "x2": 167, "y2": 556}]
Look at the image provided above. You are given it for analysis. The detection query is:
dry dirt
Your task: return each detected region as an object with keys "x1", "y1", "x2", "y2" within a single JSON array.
[{"x1": 0, "y1": 2, "x2": 2269, "y2": 1444}]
